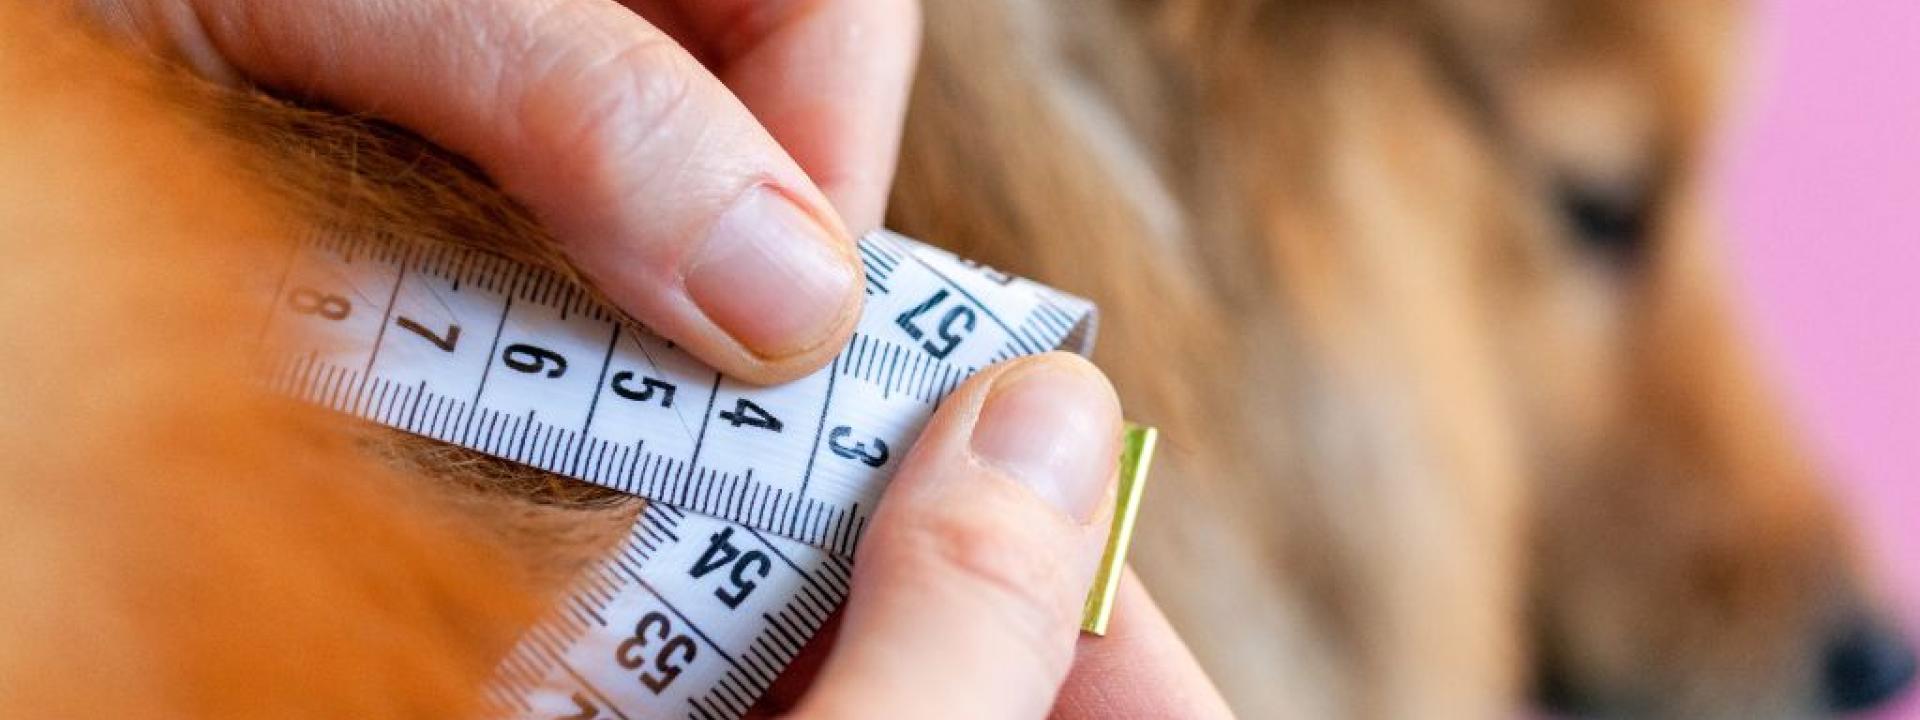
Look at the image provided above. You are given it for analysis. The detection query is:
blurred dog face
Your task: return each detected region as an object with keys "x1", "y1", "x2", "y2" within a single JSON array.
[
  {"x1": 1372, "y1": 0, "x2": 1911, "y2": 714},
  {"x1": 893, "y1": 0, "x2": 1914, "y2": 716}
]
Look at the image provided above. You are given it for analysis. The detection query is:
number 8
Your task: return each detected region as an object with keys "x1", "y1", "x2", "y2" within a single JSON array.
[{"x1": 287, "y1": 287, "x2": 350, "y2": 320}]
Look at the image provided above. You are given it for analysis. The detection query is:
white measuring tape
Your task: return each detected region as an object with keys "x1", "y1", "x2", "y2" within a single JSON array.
[
  {"x1": 256, "y1": 230, "x2": 1146, "y2": 719},
  {"x1": 490, "y1": 502, "x2": 848, "y2": 719}
]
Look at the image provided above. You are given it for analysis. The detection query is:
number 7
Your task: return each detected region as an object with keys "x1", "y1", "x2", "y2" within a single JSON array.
[{"x1": 394, "y1": 316, "x2": 460, "y2": 352}]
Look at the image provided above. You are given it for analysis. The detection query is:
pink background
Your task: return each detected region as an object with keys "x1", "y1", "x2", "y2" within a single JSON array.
[{"x1": 1720, "y1": 0, "x2": 1918, "y2": 714}]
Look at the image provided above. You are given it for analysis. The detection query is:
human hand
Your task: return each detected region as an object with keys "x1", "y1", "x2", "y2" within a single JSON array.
[
  {"x1": 84, "y1": 0, "x2": 919, "y2": 383},
  {"x1": 752, "y1": 353, "x2": 1235, "y2": 719}
]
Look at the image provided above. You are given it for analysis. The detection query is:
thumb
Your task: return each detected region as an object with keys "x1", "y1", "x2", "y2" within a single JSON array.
[{"x1": 793, "y1": 353, "x2": 1123, "y2": 719}]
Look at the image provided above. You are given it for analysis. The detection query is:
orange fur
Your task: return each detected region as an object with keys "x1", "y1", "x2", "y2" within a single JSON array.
[{"x1": 0, "y1": 9, "x2": 542, "y2": 716}]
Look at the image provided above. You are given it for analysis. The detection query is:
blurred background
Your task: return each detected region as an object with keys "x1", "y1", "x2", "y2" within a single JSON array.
[{"x1": 1722, "y1": 0, "x2": 1918, "y2": 716}]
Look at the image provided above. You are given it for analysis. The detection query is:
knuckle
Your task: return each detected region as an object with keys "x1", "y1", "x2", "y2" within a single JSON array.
[
  {"x1": 513, "y1": 12, "x2": 696, "y2": 199},
  {"x1": 884, "y1": 498, "x2": 1079, "y2": 642}
]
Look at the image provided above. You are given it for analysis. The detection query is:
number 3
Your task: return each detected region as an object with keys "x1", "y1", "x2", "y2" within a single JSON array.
[{"x1": 828, "y1": 426, "x2": 890, "y2": 468}]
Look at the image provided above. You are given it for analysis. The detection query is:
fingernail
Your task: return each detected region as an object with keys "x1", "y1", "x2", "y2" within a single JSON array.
[
  {"x1": 686, "y1": 185, "x2": 858, "y2": 359},
  {"x1": 970, "y1": 358, "x2": 1121, "y2": 523}
]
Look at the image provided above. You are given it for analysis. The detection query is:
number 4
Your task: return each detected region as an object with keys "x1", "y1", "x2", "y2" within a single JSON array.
[{"x1": 718, "y1": 398, "x2": 782, "y2": 432}]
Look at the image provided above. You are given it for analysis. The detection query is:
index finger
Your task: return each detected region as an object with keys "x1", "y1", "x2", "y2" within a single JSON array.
[
  {"x1": 640, "y1": 0, "x2": 922, "y2": 233},
  {"x1": 87, "y1": 0, "x2": 867, "y2": 385}
]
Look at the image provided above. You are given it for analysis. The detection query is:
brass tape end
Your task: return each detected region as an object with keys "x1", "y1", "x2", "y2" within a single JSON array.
[{"x1": 1080, "y1": 423, "x2": 1156, "y2": 635}]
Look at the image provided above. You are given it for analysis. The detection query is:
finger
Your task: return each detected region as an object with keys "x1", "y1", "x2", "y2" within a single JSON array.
[
  {"x1": 643, "y1": 0, "x2": 922, "y2": 232},
  {"x1": 754, "y1": 573, "x2": 1235, "y2": 719},
  {"x1": 795, "y1": 353, "x2": 1124, "y2": 719},
  {"x1": 91, "y1": 0, "x2": 863, "y2": 384},
  {"x1": 1051, "y1": 571, "x2": 1236, "y2": 719}
]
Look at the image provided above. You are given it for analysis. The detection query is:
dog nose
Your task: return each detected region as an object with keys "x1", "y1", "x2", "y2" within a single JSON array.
[{"x1": 1823, "y1": 615, "x2": 1916, "y2": 712}]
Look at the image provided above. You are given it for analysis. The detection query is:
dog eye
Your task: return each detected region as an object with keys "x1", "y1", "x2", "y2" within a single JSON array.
[{"x1": 1556, "y1": 178, "x2": 1649, "y2": 263}]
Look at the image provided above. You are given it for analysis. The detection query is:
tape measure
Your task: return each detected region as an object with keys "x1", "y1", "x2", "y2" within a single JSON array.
[{"x1": 256, "y1": 230, "x2": 1154, "y2": 719}]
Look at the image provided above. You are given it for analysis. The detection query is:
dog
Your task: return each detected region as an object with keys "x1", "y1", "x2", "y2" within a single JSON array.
[{"x1": 1, "y1": 0, "x2": 1912, "y2": 717}]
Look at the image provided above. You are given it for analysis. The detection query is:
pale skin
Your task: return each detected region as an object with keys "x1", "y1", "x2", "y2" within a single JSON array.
[{"x1": 84, "y1": 1, "x2": 1234, "y2": 715}]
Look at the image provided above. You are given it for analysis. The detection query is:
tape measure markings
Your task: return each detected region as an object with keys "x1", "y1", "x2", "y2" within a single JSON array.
[
  {"x1": 259, "y1": 230, "x2": 1131, "y2": 719},
  {"x1": 491, "y1": 503, "x2": 851, "y2": 719},
  {"x1": 792, "y1": 354, "x2": 838, "y2": 503},
  {"x1": 898, "y1": 245, "x2": 1037, "y2": 356},
  {"x1": 258, "y1": 232, "x2": 1094, "y2": 555},
  {"x1": 856, "y1": 237, "x2": 901, "y2": 296}
]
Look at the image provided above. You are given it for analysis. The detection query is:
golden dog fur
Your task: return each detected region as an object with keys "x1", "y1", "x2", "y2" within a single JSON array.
[{"x1": 0, "y1": 1, "x2": 1903, "y2": 717}]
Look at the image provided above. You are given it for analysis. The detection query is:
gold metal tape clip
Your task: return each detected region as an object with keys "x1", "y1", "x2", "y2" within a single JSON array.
[{"x1": 1080, "y1": 423, "x2": 1156, "y2": 635}]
